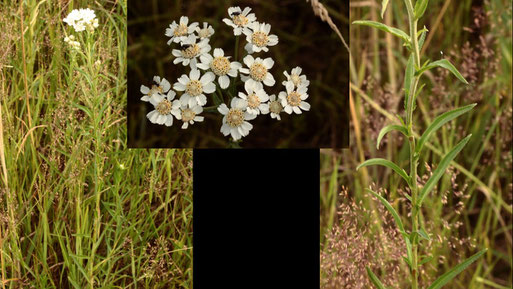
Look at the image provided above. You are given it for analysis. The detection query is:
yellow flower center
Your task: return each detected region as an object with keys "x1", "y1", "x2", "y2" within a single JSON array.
[
  {"x1": 211, "y1": 57, "x2": 231, "y2": 76},
  {"x1": 269, "y1": 100, "x2": 283, "y2": 114},
  {"x1": 287, "y1": 91, "x2": 301, "y2": 106},
  {"x1": 181, "y1": 44, "x2": 200, "y2": 59},
  {"x1": 249, "y1": 63, "x2": 267, "y2": 81},
  {"x1": 198, "y1": 28, "x2": 210, "y2": 38},
  {"x1": 186, "y1": 80, "x2": 203, "y2": 96},
  {"x1": 251, "y1": 32, "x2": 268, "y2": 47},
  {"x1": 247, "y1": 93, "x2": 260, "y2": 109},
  {"x1": 233, "y1": 15, "x2": 248, "y2": 27},
  {"x1": 174, "y1": 24, "x2": 188, "y2": 36},
  {"x1": 181, "y1": 108, "x2": 196, "y2": 122},
  {"x1": 156, "y1": 99, "x2": 172, "y2": 115},
  {"x1": 226, "y1": 108, "x2": 244, "y2": 127}
]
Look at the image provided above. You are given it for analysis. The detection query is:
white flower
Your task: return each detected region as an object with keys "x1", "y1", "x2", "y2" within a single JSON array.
[
  {"x1": 140, "y1": 76, "x2": 171, "y2": 102},
  {"x1": 64, "y1": 35, "x2": 81, "y2": 50},
  {"x1": 146, "y1": 90, "x2": 179, "y2": 127},
  {"x1": 268, "y1": 94, "x2": 283, "y2": 120},
  {"x1": 175, "y1": 101, "x2": 205, "y2": 129},
  {"x1": 195, "y1": 22, "x2": 215, "y2": 39},
  {"x1": 238, "y1": 81, "x2": 269, "y2": 115},
  {"x1": 196, "y1": 48, "x2": 242, "y2": 89},
  {"x1": 171, "y1": 35, "x2": 211, "y2": 70},
  {"x1": 218, "y1": 98, "x2": 256, "y2": 141},
  {"x1": 165, "y1": 16, "x2": 199, "y2": 45},
  {"x1": 243, "y1": 22, "x2": 278, "y2": 54},
  {"x1": 282, "y1": 66, "x2": 310, "y2": 88},
  {"x1": 173, "y1": 69, "x2": 216, "y2": 107},
  {"x1": 63, "y1": 8, "x2": 99, "y2": 33},
  {"x1": 222, "y1": 7, "x2": 257, "y2": 36},
  {"x1": 239, "y1": 55, "x2": 276, "y2": 88},
  {"x1": 278, "y1": 83, "x2": 310, "y2": 114}
]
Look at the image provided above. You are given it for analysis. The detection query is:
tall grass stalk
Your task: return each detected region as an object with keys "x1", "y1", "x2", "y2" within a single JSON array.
[{"x1": 353, "y1": 0, "x2": 487, "y2": 288}]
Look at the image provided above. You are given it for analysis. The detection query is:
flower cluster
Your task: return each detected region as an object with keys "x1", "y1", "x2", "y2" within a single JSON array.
[
  {"x1": 140, "y1": 6, "x2": 310, "y2": 143},
  {"x1": 63, "y1": 8, "x2": 99, "y2": 33},
  {"x1": 62, "y1": 8, "x2": 99, "y2": 51}
]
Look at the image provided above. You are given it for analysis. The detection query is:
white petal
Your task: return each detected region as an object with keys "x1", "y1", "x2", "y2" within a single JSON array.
[
  {"x1": 203, "y1": 82, "x2": 216, "y2": 93},
  {"x1": 200, "y1": 72, "x2": 215, "y2": 85},
  {"x1": 218, "y1": 104, "x2": 229, "y2": 115},
  {"x1": 286, "y1": 82, "x2": 294, "y2": 93},
  {"x1": 284, "y1": 106, "x2": 293, "y2": 114},
  {"x1": 213, "y1": 48, "x2": 224, "y2": 57},
  {"x1": 300, "y1": 101, "x2": 311, "y2": 111},
  {"x1": 243, "y1": 55, "x2": 254, "y2": 67},
  {"x1": 219, "y1": 75, "x2": 230, "y2": 89},
  {"x1": 263, "y1": 73, "x2": 275, "y2": 86},
  {"x1": 173, "y1": 82, "x2": 186, "y2": 91},
  {"x1": 293, "y1": 106, "x2": 302, "y2": 114},
  {"x1": 263, "y1": 58, "x2": 274, "y2": 69},
  {"x1": 190, "y1": 69, "x2": 200, "y2": 80},
  {"x1": 140, "y1": 85, "x2": 150, "y2": 94}
]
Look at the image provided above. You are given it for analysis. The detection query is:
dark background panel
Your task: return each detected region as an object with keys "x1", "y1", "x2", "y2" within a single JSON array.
[
  {"x1": 193, "y1": 149, "x2": 320, "y2": 288},
  {"x1": 128, "y1": 0, "x2": 349, "y2": 148}
]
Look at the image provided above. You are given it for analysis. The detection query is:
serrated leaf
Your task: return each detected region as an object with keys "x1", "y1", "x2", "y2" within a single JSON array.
[
  {"x1": 352, "y1": 20, "x2": 410, "y2": 43},
  {"x1": 427, "y1": 249, "x2": 487, "y2": 289},
  {"x1": 416, "y1": 104, "x2": 476, "y2": 153},
  {"x1": 420, "y1": 256, "x2": 433, "y2": 265},
  {"x1": 381, "y1": 0, "x2": 390, "y2": 18},
  {"x1": 357, "y1": 159, "x2": 410, "y2": 184},
  {"x1": 366, "y1": 189, "x2": 413, "y2": 262},
  {"x1": 404, "y1": 54, "x2": 415, "y2": 110},
  {"x1": 366, "y1": 267, "x2": 387, "y2": 289},
  {"x1": 418, "y1": 135, "x2": 472, "y2": 206},
  {"x1": 377, "y1": 125, "x2": 409, "y2": 149},
  {"x1": 417, "y1": 59, "x2": 469, "y2": 84},
  {"x1": 414, "y1": 0, "x2": 429, "y2": 19}
]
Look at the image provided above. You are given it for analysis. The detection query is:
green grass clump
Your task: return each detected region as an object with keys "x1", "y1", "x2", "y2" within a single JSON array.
[{"x1": 1, "y1": 1, "x2": 192, "y2": 288}]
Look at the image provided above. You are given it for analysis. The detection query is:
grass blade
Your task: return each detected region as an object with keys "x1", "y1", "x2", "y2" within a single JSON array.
[
  {"x1": 357, "y1": 158, "x2": 410, "y2": 184},
  {"x1": 416, "y1": 104, "x2": 476, "y2": 153},
  {"x1": 418, "y1": 59, "x2": 469, "y2": 84},
  {"x1": 377, "y1": 125, "x2": 409, "y2": 149},
  {"x1": 352, "y1": 20, "x2": 410, "y2": 43},
  {"x1": 418, "y1": 135, "x2": 472, "y2": 206},
  {"x1": 404, "y1": 54, "x2": 415, "y2": 110},
  {"x1": 427, "y1": 249, "x2": 487, "y2": 289},
  {"x1": 366, "y1": 267, "x2": 386, "y2": 289},
  {"x1": 365, "y1": 189, "x2": 413, "y2": 262},
  {"x1": 381, "y1": 0, "x2": 390, "y2": 18}
]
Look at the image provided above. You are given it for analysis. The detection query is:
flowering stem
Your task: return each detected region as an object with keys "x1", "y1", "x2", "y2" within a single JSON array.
[{"x1": 234, "y1": 35, "x2": 240, "y2": 62}]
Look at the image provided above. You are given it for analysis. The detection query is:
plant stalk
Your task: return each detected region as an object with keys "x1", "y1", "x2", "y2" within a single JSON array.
[{"x1": 404, "y1": 1, "x2": 421, "y2": 288}]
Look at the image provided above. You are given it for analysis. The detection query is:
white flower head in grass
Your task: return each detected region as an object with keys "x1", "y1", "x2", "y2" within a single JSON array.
[
  {"x1": 140, "y1": 76, "x2": 171, "y2": 102},
  {"x1": 146, "y1": 90, "x2": 179, "y2": 127},
  {"x1": 63, "y1": 8, "x2": 99, "y2": 33},
  {"x1": 268, "y1": 94, "x2": 283, "y2": 120},
  {"x1": 238, "y1": 81, "x2": 269, "y2": 115},
  {"x1": 172, "y1": 35, "x2": 211, "y2": 70},
  {"x1": 279, "y1": 82, "x2": 310, "y2": 114},
  {"x1": 196, "y1": 22, "x2": 215, "y2": 39},
  {"x1": 218, "y1": 98, "x2": 256, "y2": 141},
  {"x1": 223, "y1": 7, "x2": 256, "y2": 36},
  {"x1": 243, "y1": 22, "x2": 278, "y2": 54},
  {"x1": 197, "y1": 48, "x2": 242, "y2": 89},
  {"x1": 175, "y1": 101, "x2": 205, "y2": 129},
  {"x1": 282, "y1": 66, "x2": 310, "y2": 89},
  {"x1": 173, "y1": 69, "x2": 215, "y2": 107},
  {"x1": 239, "y1": 55, "x2": 275, "y2": 88},
  {"x1": 165, "y1": 16, "x2": 199, "y2": 45},
  {"x1": 64, "y1": 35, "x2": 81, "y2": 50}
]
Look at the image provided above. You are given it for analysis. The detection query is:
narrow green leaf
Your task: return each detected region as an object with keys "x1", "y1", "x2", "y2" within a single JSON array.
[
  {"x1": 418, "y1": 26, "x2": 428, "y2": 50},
  {"x1": 381, "y1": 0, "x2": 390, "y2": 18},
  {"x1": 417, "y1": 59, "x2": 469, "y2": 84},
  {"x1": 414, "y1": 0, "x2": 429, "y2": 19},
  {"x1": 402, "y1": 256, "x2": 413, "y2": 269},
  {"x1": 427, "y1": 249, "x2": 487, "y2": 289},
  {"x1": 420, "y1": 256, "x2": 434, "y2": 265},
  {"x1": 357, "y1": 158, "x2": 410, "y2": 184},
  {"x1": 352, "y1": 20, "x2": 410, "y2": 43},
  {"x1": 419, "y1": 227, "x2": 431, "y2": 241},
  {"x1": 404, "y1": 54, "x2": 415, "y2": 110},
  {"x1": 365, "y1": 189, "x2": 413, "y2": 262},
  {"x1": 377, "y1": 125, "x2": 409, "y2": 149},
  {"x1": 410, "y1": 231, "x2": 419, "y2": 244},
  {"x1": 418, "y1": 135, "x2": 472, "y2": 206},
  {"x1": 416, "y1": 104, "x2": 476, "y2": 153},
  {"x1": 366, "y1": 267, "x2": 386, "y2": 289}
]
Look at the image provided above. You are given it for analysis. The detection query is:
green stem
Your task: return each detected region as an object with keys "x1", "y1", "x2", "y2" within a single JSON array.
[{"x1": 404, "y1": 1, "x2": 421, "y2": 289}]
